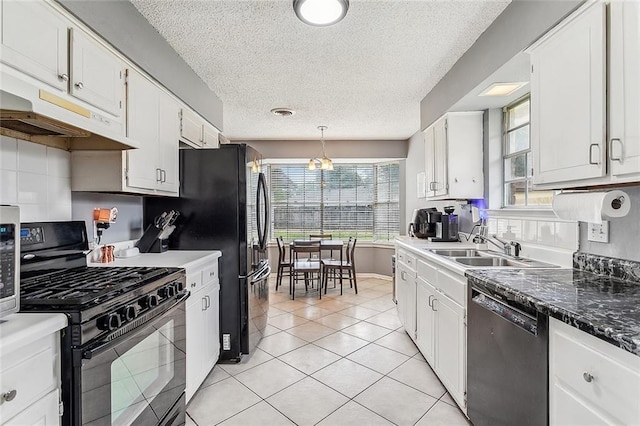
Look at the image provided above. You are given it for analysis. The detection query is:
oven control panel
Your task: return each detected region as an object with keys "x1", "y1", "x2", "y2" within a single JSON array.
[{"x1": 20, "y1": 226, "x2": 44, "y2": 246}]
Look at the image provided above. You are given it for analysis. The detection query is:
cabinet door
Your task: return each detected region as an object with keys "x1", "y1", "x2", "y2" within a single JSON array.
[
  {"x1": 416, "y1": 278, "x2": 436, "y2": 365},
  {"x1": 434, "y1": 294, "x2": 466, "y2": 409},
  {"x1": 185, "y1": 289, "x2": 206, "y2": 403},
  {"x1": 204, "y1": 285, "x2": 221, "y2": 372},
  {"x1": 405, "y1": 276, "x2": 417, "y2": 341},
  {"x1": 530, "y1": 2, "x2": 606, "y2": 186},
  {"x1": 609, "y1": 1, "x2": 640, "y2": 180},
  {"x1": 70, "y1": 28, "x2": 124, "y2": 117},
  {"x1": 202, "y1": 124, "x2": 220, "y2": 149},
  {"x1": 4, "y1": 389, "x2": 60, "y2": 426},
  {"x1": 0, "y1": 0, "x2": 69, "y2": 91},
  {"x1": 126, "y1": 69, "x2": 159, "y2": 191},
  {"x1": 396, "y1": 264, "x2": 408, "y2": 329},
  {"x1": 432, "y1": 117, "x2": 448, "y2": 197},
  {"x1": 423, "y1": 127, "x2": 436, "y2": 197},
  {"x1": 180, "y1": 109, "x2": 203, "y2": 147},
  {"x1": 157, "y1": 93, "x2": 180, "y2": 194}
]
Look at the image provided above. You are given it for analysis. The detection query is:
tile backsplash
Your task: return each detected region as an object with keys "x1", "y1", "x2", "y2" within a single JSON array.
[
  {"x1": 486, "y1": 214, "x2": 578, "y2": 251},
  {"x1": 0, "y1": 136, "x2": 72, "y2": 221}
]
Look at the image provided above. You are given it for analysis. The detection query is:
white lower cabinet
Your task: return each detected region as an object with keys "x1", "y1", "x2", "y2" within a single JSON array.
[
  {"x1": 0, "y1": 314, "x2": 66, "y2": 425},
  {"x1": 549, "y1": 317, "x2": 640, "y2": 425},
  {"x1": 185, "y1": 266, "x2": 220, "y2": 403},
  {"x1": 397, "y1": 245, "x2": 467, "y2": 414}
]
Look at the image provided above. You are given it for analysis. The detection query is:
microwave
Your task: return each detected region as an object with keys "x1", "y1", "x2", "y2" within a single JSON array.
[{"x1": 0, "y1": 205, "x2": 19, "y2": 318}]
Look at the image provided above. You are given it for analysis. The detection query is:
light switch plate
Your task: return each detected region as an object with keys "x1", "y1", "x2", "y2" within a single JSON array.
[{"x1": 588, "y1": 221, "x2": 609, "y2": 243}]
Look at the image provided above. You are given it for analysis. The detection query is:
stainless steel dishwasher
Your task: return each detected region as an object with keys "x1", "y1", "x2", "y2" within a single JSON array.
[{"x1": 467, "y1": 283, "x2": 548, "y2": 426}]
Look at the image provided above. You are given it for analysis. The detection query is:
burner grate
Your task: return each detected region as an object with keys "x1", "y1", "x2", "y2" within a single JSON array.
[{"x1": 20, "y1": 266, "x2": 175, "y2": 305}]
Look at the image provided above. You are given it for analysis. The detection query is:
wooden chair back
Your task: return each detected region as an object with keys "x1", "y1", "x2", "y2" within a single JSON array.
[
  {"x1": 291, "y1": 240, "x2": 321, "y2": 260},
  {"x1": 309, "y1": 234, "x2": 332, "y2": 240},
  {"x1": 276, "y1": 236, "x2": 286, "y2": 262},
  {"x1": 346, "y1": 237, "x2": 357, "y2": 264}
]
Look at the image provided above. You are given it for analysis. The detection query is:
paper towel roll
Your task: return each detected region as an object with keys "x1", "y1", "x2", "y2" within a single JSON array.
[{"x1": 552, "y1": 190, "x2": 631, "y2": 223}]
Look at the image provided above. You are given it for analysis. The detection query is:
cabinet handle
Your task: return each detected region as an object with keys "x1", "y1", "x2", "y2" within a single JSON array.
[
  {"x1": 156, "y1": 168, "x2": 162, "y2": 182},
  {"x1": 428, "y1": 294, "x2": 433, "y2": 307},
  {"x1": 610, "y1": 138, "x2": 623, "y2": 162},
  {"x1": 583, "y1": 372, "x2": 594, "y2": 383},
  {"x1": 190, "y1": 282, "x2": 197, "y2": 288},
  {"x1": 209, "y1": 271, "x2": 215, "y2": 277},
  {"x1": 588, "y1": 143, "x2": 601, "y2": 165},
  {"x1": 432, "y1": 299, "x2": 438, "y2": 311},
  {"x1": 202, "y1": 297, "x2": 207, "y2": 311},
  {"x1": 161, "y1": 169, "x2": 167, "y2": 183},
  {"x1": 58, "y1": 73, "x2": 69, "y2": 82},
  {"x1": 2, "y1": 389, "x2": 17, "y2": 402},
  {"x1": 75, "y1": 82, "x2": 84, "y2": 89},
  {"x1": 401, "y1": 271, "x2": 406, "y2": 280},
  {"x1": 206, "y1": 295, "x2": 211, "y2": 309},
  {"x1": 429, "y1": 181, "x2": 436, "y2": 191}
]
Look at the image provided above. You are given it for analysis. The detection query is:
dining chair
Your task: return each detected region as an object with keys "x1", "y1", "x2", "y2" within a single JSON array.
[
  {"x1": 290, "y1": 240, "x2": 323, "y2": 300},
  {"x1": 322, "y1": 237, "x2": 358, "y2": 295},
  {"x1": 275, "y1": 236, "x2": 292, "y2": 292}
]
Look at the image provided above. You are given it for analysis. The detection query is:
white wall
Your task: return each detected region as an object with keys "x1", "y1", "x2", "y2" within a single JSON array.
[{"x1": 0, "y1": 136, "x2": 72, "y2": 222}]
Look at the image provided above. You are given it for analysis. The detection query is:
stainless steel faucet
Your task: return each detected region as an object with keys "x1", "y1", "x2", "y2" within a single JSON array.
[{"x1": 473, "y1": 233, "x2": 521, "y2": 257}]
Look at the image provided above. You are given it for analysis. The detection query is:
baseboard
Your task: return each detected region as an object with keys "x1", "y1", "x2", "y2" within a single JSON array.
[{"x1": 357, "y1": 273, "x2": 392, "y2": 281}]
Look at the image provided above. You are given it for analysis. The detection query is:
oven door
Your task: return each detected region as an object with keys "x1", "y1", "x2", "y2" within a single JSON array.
[{"x1": 76, "y1": 296, "x2": 187, "y2": 426}]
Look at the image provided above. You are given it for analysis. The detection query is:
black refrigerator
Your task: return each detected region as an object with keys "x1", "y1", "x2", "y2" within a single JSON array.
[{"x1": 144, "y1": 144, "x2": 270, "y2": 362}]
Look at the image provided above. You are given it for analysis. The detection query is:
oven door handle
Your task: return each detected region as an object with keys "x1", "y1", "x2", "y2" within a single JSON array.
[{"x1": 81, "y1": 292, "x2": 189, "y2": 360}]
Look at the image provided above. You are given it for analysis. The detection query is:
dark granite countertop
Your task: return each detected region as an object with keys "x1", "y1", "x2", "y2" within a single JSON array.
[{"x1": 465, "y1": 266, "x2": 640, "y2": 356}]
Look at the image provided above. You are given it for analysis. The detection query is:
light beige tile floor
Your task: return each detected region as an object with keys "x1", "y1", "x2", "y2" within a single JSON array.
[{"x1": 187, "y1": 275, "x2": 470, "y2": 426}]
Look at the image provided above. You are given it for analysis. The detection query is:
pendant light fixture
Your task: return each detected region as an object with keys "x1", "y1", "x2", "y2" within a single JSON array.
[
  {"x1": 308, "y1": 125, "x2": 333, "y2": 171},
  {"x1": 293, "y1": 0, "x2": 349, "y2": 27}
]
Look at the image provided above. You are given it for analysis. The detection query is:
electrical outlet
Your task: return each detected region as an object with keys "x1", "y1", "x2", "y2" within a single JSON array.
[
  {"x1": 588, "y1": 221, "x2": 609, "y2": 243},
  {"x1": 222, "y1": 333, "x2": 231, "y2": 351}
]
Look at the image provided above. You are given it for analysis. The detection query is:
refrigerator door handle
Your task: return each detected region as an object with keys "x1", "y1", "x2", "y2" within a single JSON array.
[
  {"x1": 240, "y1": 259, "x2": 269, "y2": 280},
  {"x1": 256, "y1": 172, "x2": 269, "y2": 250}
]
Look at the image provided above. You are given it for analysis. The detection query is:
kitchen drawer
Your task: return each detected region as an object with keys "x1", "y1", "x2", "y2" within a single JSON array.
[
  {"x1": 185, "y1": 270, "x2": 203, "y2": 293},
  {"x1": 436, "y1": 269, "x2": 466, "y2": 306},
  {"x1": 550, "y1": 318, "x2": 640, "y2": 425},
  {"x1": 0, "y1": 345, "x2": 56, "y2": 422},
  {"x1": 417, "y1": 259, "x2": 438, "y2": 285},
  {"x1": 202, "y1": 262, "x2": 218, "y2": 285},
  {"x1": 397, "y1": 249, "x2": 416, "y2": 271}
]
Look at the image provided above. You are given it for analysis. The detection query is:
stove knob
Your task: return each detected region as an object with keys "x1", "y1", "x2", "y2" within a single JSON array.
[
  {"x1": 158, "y1": 285, "x2": 175, "y2": 298},
  {"x1": 120, "y1": 305, "x2": 137, "y2": 322},
  {"x1": 140, "y1": 294, "x2": 159, "y2": 309},
  {"x1": 98, "y1": 312, "x2": 121, "y2": 331}
]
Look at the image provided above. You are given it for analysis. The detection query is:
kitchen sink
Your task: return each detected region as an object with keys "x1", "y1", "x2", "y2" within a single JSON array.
[
  {"x1": 430, "y1": 249, "x2": 486, "y2": 257},
  {"x1": 453, "y1": 256, "x2": 557, "y2": 268}
]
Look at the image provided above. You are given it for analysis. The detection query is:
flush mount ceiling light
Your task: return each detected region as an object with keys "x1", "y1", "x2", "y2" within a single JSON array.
[
  {"x1": 479, "y1": 82, "x2": 528, "y2": 97},
  {"x1": 308, "y1": 125, "x2": 333, "y2": 171},
  {"x1": 270, "y1": 108, "x2": 296, "y2": 117},
  {"x1": 293, "y1": 0, "x2": 349, "y2": 26}
]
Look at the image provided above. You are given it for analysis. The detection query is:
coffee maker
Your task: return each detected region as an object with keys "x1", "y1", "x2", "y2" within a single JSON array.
[
  {"x1": 432, "y1": 206, "x2": 459, "y2": 242},
  {"x1": 408, "y1": 208, "x2": 438, "y2": 239}
]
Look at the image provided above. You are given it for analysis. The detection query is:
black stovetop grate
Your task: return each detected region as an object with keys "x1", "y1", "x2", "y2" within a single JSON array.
[{"x1": 20, "y1": 266, "x2": 175, "y2": 305}]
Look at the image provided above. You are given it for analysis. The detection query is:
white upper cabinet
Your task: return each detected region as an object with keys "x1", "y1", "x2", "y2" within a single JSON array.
[
  {"x1": 609, "y1": 0, "x2": 640, "y2": 181},
  {"x1": 529, "y1": 1, "x2": 640, "y2": 188},
  {"x1": 0, "y1": 0, "x2": 69, "y2": 91},
  {"x1": 423, "y1": 112, "x2": 483, "y2": 199},
  {"x1": 70, "y1": 28, "x2": 125, "y2": 117},
  {"x1": 180, "y1": 108, "x2": 220, "y2": 149},
  {"x1": 126, "y1": 69, "x2": 160, "y2": 191},
  {"x1": 529, "y1": 1, "x2": 606, "y2": 187},
  {"x1": 157, "y1": 91, "x2": 180, "y2": 194}
]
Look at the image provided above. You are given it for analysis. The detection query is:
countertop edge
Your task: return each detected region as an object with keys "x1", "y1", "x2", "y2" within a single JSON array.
[{"x1": 0, "y1": 313, "x2": 68, "y2": 354}]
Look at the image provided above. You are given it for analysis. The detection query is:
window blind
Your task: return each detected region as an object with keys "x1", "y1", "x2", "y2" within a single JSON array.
[{"x1": 268, "y1": 162, "x2": 400, "y2": 242}]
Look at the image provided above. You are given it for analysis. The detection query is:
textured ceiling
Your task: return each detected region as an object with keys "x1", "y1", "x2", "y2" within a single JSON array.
[{"x1": 129, "y1": 0, "x2": 511, "y2": 141}]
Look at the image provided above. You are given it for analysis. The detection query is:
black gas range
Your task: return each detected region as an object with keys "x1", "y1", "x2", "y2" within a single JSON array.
[{"x1": 19, "y1": 221, "x2": 188, "y2": 426}]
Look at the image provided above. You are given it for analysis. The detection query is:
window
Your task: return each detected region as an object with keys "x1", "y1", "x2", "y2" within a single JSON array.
[
  {"x1": 268, "y1": 162, "x2": 400, "y2": 242},
  {"x1": 503, "y1": 97, "x2": 554, "y2": 207}
]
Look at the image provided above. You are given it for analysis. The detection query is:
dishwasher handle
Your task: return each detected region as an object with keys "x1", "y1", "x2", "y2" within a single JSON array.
[{"x1": 471, "y1": 288, "x2": 539, "y2": 336}]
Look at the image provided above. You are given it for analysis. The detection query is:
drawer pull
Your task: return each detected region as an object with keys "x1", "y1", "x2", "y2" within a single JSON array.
[
  {"x1": 190, "y1": 282, "x2": 197, "y2": 288},
  {"x1": 2, "y1": 389, "x2": 17, "y2": 402},
  {"x1": 583, "y1": 372, "x2": 594, "y2": 383},
  {"x1": 210, "y1": 272, "x2": 215, "y2": 277}
]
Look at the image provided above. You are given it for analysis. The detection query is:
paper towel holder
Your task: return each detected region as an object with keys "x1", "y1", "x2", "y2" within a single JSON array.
[{"x1": 611, "y1": 196, "x2": 624, "y2": 210}]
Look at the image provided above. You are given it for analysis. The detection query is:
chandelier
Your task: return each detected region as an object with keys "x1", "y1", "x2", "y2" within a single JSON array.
[{"x1": 308, "y1": 125, "x2": 333, "y2": 171}]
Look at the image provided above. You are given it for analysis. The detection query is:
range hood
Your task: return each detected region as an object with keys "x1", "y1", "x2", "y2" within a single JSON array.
[{"x1": 0, "y1": 89, "x2": 139, "y2": 151}]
